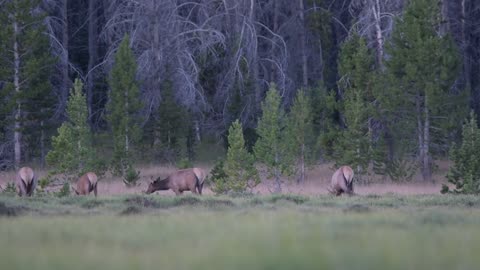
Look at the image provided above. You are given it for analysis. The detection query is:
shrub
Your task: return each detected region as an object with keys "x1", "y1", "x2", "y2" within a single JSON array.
[
  {"x1": 443, "y1": 111, "x2": 480, "y2": 194},
  {"x1": 209, "y1": 160, "x2": 228, "y2": 194},
  {"x1": 1, "y1": 182, "x2": 17, "y2": 195},
  {"x1": 217, "y1": 120, "x2": 259, "y2": 194},
  {"x1": 123, "y1": 165, "x2": 141, "y2": 187},
  {"x1": 55, "y1": 182, "x2": 71, "y2": 197},
  {"x1": 176, "y1": 158, "x2": 193, "y2": 169}
]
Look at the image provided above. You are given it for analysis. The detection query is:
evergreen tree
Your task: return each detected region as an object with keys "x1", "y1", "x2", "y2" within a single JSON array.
[
  {"x1": 254, "y1": 83, "x2": 292, "y2": 192},
  {"x1": 0, "y1": 0, "x2": 54, "y2": 167},
  {"x1": 107, "y1": 34, "x2": 142, "y2": 175},
  {"x1": 46, "y1": 79, "x2": 96, "y2": 177},
  {"x1": 212, "y1": 120, "x2": 259, "y2": 194},
  {"x1": 285, "y1": 90, "x2": 314, "y2": 183},
  {"x1": 335, "y1": 34, "x2": 376, "y2": 179},
  {"x1": 383, "y1": 0, "x2": 463, "y2": 181},
  {"x1": 310, "y1": 84, "x2": 338, "y2": 160},
  {"x1": 443, "y1": 111, "x2": 480, "y2": 194},
  {"x1": 154, "y1": 79, "x2": 191, "y2": 163}
]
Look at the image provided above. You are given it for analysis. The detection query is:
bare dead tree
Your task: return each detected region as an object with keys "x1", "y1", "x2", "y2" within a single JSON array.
[
  {"x1": 42, "y1": 0, "x2": 72, "y2": 120},
  {"x1": 349, "y1": 0, "x2": 404, "y2": 68}
]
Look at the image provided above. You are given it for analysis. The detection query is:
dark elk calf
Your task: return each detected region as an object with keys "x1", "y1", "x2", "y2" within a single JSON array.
[
  {"x1": 146, "y1": 169, "x2": 201, "y2": 196},
  {"x1": 16, "y1": 166, "x2": 37, "y2": 197},
  {"x1": 329, "y1": 165, "x2": 355, "y2": 196},
  {"x1": 72, "y1": 172, "x2": 98, "y2": 197}
]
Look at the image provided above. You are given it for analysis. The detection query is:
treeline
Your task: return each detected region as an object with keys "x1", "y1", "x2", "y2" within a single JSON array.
[{"x1": 0, "y1": 0, "x2": 479, "y2": 183}]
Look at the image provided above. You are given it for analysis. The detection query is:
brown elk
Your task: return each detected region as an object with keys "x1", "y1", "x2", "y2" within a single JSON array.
[
  {"x1": 146, "y1": 169, "x2": 201, "y2": 196},
  {"x1": 192, "y1": 167, "x2": 207, "y2": 195},
  {"x1": 329, "y1": 165, "x2": 355, "y2": 196},
  {"x1": 15, "y1": 166, "x2": 37, "y2": 197},
  {"x1": 72, "y1": 172, "x2": 98, "y2": 196}
]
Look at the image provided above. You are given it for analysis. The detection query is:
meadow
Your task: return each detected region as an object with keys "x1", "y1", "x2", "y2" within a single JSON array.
[{"x1": 1, "y1": 193, "x2": 480, "y2": 270}]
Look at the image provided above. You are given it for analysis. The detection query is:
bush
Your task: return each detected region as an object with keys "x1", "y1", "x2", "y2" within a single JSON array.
[
  {"x1": 211, "y1": 121, "x2": 259, "y2": 194},
  {"x1": 209, "y1": 160, "x2": 228, "y2": 194},
  {"x1": 443, "y1": 111, "x2": 480, "y2": 194},
  {"x1": 123, "y1": 165, "x2": 141, "y2": 187},
  {"x1": 1, "y1": 182, "x2": 17, "y2": 195},
  {"x1": 55, "y1": 182, "x2": 71, "y2": 198},
  {"x1": 176, "y1": 158, "x2": 193, "y2": 169},
  {"x1": 38, "y1": 178, "x2": 50, "y2": 190}
]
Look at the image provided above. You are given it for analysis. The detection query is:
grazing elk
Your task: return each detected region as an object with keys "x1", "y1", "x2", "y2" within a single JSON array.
[
  {"x1": 330, "y1": 165, "x2": 355, "y2": 196},
  {"x1": 72, "y1": 172, "x2": 98, "y2": 197},
  {"x1": 16, "y1": 166, "x2": 37, "y2": 197},
  {"x1": 192, "y1": 167, "x2": 207, "y2": 195},
  {"x1": 146, "y1": 169, "x2": 201, "y2": 196}
]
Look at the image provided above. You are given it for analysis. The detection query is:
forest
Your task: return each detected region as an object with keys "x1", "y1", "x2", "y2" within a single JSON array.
[{"x1": 0, "y1": 0, "x2": 479, "y2": 185}]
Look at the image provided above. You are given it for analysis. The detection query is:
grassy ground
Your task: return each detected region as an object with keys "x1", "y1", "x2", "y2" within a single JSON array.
[{"x1": 1, "y1": 193, "x2": 480, "y2": 270}]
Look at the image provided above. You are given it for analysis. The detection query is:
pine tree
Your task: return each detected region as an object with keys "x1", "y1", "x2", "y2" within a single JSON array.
[
  {"x1": 443, "y1": 111, "x2": 480, "y2": 194},
  {"x1": 285, "y1": 90, "x2": 314, "y2": 183},
  {"x1": 107, "y1": 34, "x2": 142, "y2": 175},
  {"x1": 0, "y1": 0, "x2": 54, "y2": 167},
  {"x1": 254, "y1": 83, "x2": 292, "y2": 192},
  {"x1": 212, "y1": 120, "x2": 259, "y2": 194},
  {"x1": 154, "y1": 79, "x2": 191, "y2": 162},
  {"x1": 383, "y1": 0, "x2": 463, "y2": 181},
  {"x1": 334, "y1": 34, "x2": 376, "y2": 180},
  {"x1": 46, "y1": 79, "x2": 97, "y2": 178},
  {"x1": 310, "y1": 84, "x2": 338, "y2": 160}
]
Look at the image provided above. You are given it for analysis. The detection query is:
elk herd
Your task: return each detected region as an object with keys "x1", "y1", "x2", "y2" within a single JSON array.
[{"x1": 5, "y1": 165, "x2": 354, "y2": 197}]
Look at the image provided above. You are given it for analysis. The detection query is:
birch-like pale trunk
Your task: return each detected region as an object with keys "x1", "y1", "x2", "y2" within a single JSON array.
[
  {"x1": 274, "y1": 151, "x2": 282, "y2": 193},
  {"x1": 40, "y1": 119, "x2": 45, "y2": 168},
  {"x1": 422, "y1": 104, "x2": 431, "y2": 181},
  {"x1": 87, "y1": 0, "x2": 98, "y2": 123},
  {"x1": 60, "y1": 0, "x2": 69, "y2": 115},
  {"x1": 372, "y1": 0, "x2": 384, "y2": 68},
  {"x1": 298, "y1": 143, "x2": 305, "y2": 184},
  {"x1": 13, "y1": 16, "x2": 22, "y2": 167},
  {"x1": 298, "y1": 0, "x2": 308, "y2": 87},
  {"x1": 125, "y1": 88, "x2": 129, "y2": 154}
]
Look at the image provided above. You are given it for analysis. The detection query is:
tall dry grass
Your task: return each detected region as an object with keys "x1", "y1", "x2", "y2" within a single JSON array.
[{"x1": 0, "y1": 162, "x2": 448, "y2": 196}]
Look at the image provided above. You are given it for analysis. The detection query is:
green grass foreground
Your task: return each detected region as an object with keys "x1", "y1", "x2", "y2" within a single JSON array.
[{"x1": 1, "y1": 194, "x2": 480, "y2": 270}]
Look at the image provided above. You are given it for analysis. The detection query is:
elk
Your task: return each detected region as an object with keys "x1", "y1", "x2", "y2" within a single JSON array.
[
  {"x1": 192, "y1": 167, "x2": 207, "y2": 194},
  {"x1": 329, "y1": 165, "x2": 355, "y2": 196},
  {"x1": 72, "y1": 172, "x2": 98, "y2": 196},
  {"x1": 16, "y1": 166, "x2": 37, "y2": 197},
  {"x1": 146, "y1": 169, "x2": 201, "y2": 196}
]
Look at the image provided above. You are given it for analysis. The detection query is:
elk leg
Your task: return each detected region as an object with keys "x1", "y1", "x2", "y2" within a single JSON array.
[
  {"x1": 17, "y1": 180, "x2": 27, "y2": 197},
  {"x1": 198, "y1": 182, "x2": 204, "y2": 195}
]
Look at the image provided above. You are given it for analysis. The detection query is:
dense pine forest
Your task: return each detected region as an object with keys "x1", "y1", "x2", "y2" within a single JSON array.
[{"x1": 0, "y1": 0, "x2": 479, "y2": 184}]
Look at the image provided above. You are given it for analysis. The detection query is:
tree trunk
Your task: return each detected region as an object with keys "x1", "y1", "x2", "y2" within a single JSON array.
[
  {"x1": 298, "y1": 0, "x2": 308, "y2": 87},
  {"x1": 125, "y1": 89, "x2": 129, "y2": 154},
  {"x1": 373, "y1": 0, "x2": 384, "y2": 68},
  {"x1": 422, "y1": 106, "x2": 432, "y2": 181},
  {"x1": 194, "y1": 120, "x2": 201, "y2": 142},
  {"x1": 87, "y1": 0, "x2": 98, "y2": 125},
  {"x1": 40, "y1": 120, "x2": 45, "y2": 168},
  {"x1": 61, "y1": 0, "x2": 69, "y2": 117},
  {"x1": 248, "y1": 0, "x2": 261, "y2": 116},
  {"x1": 13, "y1": 16, "x2": 21, "y2": 167},
  {"x1": 312, "y1": 0, "x2": 324, "y2": 82},
  {"x1": 270, "y1": 0, "x2": 279, "y2": 82},
  {"x1": 274, "y1": 152, "x2": 282, "y2": 193},
  {"x1": 298, "y1": 143, "x2": 305, "y2": 184},
  {"x1": 415, "y1": 93, "x2": 425, "y2": 180}
]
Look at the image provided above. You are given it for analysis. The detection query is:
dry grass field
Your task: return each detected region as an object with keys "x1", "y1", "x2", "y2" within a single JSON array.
[{"x1": 0, "y1": 162, "x2": 448, "y2": 196}]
